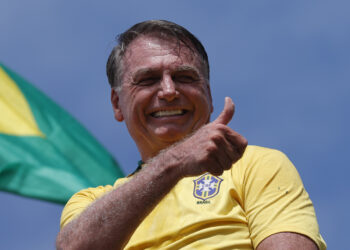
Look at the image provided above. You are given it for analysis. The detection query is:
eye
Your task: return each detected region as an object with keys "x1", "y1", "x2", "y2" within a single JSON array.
[
  {"x1": 135, "y1": 77, "x2": 160, "y2": 86},
  {"x1": 174, "y1": 75, "x2": 197, "y2": 83}
]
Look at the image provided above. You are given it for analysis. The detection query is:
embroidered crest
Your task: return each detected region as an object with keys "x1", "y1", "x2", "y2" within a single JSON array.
[{"x1": 193, "y1": 173, "x2": 223, "y2": 201}]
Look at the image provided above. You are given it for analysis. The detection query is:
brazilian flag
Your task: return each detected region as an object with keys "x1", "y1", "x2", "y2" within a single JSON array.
[{"x1": 0, "y1": 63, "x2": 124, "y2": 204}]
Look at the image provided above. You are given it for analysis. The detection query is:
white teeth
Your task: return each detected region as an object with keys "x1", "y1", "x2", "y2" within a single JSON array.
[{"x1": 152, "y1": 110, "x2": 184, "y2": 118}]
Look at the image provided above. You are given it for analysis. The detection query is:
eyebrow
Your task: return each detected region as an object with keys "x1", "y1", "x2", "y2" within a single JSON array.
[
  {"x1": 174, "y1": 65, "x2": 200, "y2": 76},
  {"x1": 131, "y1": 65, "x2": 201, "y2": 81},
  {"x1": 132, "y1": 68, "x2": 156, "y2": 79}
]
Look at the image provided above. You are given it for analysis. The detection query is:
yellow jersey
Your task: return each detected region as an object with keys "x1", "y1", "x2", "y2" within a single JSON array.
[{"x1": 60, "y1": 146, "x2": 326, "y2": 249}]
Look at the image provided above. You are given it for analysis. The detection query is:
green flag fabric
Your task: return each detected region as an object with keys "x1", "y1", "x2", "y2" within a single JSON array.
[{"x1": 0, "y1": 63, "x2": 124, "y2": 204}]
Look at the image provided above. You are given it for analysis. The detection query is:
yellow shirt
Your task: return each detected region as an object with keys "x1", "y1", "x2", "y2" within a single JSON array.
[{"x1": 60, "y1": 146, "x2": 326, "y2": 249}]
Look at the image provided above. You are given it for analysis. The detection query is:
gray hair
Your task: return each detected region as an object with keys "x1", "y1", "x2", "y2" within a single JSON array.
[{"x1": 106, "y1": 20, "x2": 210, "y2": 90}]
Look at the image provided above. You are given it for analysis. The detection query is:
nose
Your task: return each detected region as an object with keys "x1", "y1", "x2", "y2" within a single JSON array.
[{"x1": 157, "y1": 75, "x2": 179, "y2": 101}]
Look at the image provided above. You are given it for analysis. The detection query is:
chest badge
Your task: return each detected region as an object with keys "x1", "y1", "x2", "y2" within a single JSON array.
[{"x1": 193, "y1": 173, "x2": 223, "y2": 201}]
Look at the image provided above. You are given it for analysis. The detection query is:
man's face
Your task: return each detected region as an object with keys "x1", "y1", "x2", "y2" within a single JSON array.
[{"x1": 112, "y1": 35, "x2": 213, "y2": 159}]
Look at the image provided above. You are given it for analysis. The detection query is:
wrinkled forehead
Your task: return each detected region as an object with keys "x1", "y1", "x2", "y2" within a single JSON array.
[
  {"x1": 126, "y1": 34, "x2": 197, "y2": 54},
  {"x1": 123, "y1": 35, "x2": 205, "y2": 73}
]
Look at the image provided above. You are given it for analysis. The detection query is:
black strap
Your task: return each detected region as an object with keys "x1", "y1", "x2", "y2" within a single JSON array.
[{"x1": 130, "y1": 160, "x2": 144, "y2": 176}]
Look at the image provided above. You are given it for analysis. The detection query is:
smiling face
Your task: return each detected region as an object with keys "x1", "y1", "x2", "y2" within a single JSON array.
[{"x1": 111, "y1": 35, "x2": 213, "y2": 160}]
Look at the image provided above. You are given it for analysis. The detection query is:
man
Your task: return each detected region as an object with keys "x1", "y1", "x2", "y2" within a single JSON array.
[{"x1": 56, "y1": 20, "x2": 326, "y2": 249}]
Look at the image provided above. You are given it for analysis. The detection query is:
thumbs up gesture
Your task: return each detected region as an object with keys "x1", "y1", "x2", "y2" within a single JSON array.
[
  {"x1": 161, "y1": 97, "x2": 248, "y2": 177},
  {"x1": 213, "y1": 96, "x2": 235, "y2": 126}
]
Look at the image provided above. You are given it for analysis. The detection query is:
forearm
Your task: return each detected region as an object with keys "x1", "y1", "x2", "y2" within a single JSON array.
[{"x1": 56, "y1": 156, "x2": 182, "y2": 250}]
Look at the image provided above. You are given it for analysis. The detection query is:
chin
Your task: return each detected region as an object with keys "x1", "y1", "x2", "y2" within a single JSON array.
[{"x1": 154, "y1": 130, "x2": 188, "y2": 143}]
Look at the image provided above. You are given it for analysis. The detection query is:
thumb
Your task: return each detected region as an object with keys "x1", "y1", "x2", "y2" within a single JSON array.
[{"x1": 213, "y1": 97, "x2": 235, "y2": 125}]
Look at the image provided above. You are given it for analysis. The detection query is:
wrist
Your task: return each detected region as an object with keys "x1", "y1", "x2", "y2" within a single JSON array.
[{"x1": 146, "y1": 149, "x2": 185, "y2": 183}]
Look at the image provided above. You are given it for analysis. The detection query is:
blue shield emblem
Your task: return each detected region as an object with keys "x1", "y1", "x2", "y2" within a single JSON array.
[{"x1": 193, "y1": 173, "x2": 223, "y2": 201}]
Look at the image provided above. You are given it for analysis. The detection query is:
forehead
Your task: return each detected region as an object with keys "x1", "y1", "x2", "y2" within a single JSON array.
[{"x1": 122, "y1": 35, "x2": 203, "y2": 75}]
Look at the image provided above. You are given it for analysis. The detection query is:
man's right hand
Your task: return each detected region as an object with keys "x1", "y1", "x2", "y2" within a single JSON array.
[{"x1": 161, "y1": 97, "x2": 248, "y2": 177}]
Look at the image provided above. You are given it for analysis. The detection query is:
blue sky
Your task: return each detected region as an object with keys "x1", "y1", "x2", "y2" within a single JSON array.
[{"x1": 1, "y1": 1, "x2": 349, "y2": 249}]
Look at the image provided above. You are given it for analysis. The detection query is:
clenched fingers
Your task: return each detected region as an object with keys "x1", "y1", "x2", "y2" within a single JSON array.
[{"x1": 205, "y1": 124, "x2": 247, "y2": 175}]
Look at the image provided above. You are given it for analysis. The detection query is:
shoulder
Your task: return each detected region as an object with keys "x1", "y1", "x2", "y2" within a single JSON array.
[
  {"x1": 233, "y1": 146, "x2": 326, "y2": 250},
  {"x1": 233, "y1": 145, "x2": 304, "y2": 194},
  {"x1": 60, "y1": 177, "x2": 129, "y2": 229},
  {"x1": 241, "y1": 145, "x2": 289, "y2": 163},
  {"x1": 70, "y1": 185, "x2": 114, "y2": 201},
  {"x1": 60, "y1": 185, "x2": 113, "y2": 228},
  {"x1": 234, "y1": 145, "x2": 297, "y2": 180}
]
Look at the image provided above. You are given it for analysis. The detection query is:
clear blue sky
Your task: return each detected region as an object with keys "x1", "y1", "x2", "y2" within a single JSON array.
[{"x1": 1, "y1": 1, "x2": 349, "y2": 249}]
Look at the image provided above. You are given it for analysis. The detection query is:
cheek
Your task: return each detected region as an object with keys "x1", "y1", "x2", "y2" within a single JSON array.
[
  {"x1": 125, "y1": 89, "x2": 154, "y2": 118},
  {"x1": 196, "y1": 89, "x2": 213, "y2": 116},
  {"x1": 184, "y1": 85, "x2": 211, "y2": 105}
]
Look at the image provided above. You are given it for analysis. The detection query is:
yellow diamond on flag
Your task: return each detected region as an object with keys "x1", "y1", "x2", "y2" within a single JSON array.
[{"x1": 0, "y1": 66, "x2": 44, "y2": 137}]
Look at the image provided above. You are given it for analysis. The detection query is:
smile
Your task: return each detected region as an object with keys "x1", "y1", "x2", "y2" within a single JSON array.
[{"x1": 151, "y1": 109, "x2": 187, "y2": 118}]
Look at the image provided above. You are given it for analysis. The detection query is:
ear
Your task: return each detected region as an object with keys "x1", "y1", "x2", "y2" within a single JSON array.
[{"x1": 111, "y1": 88, "x2": 124, "y2": 122}]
